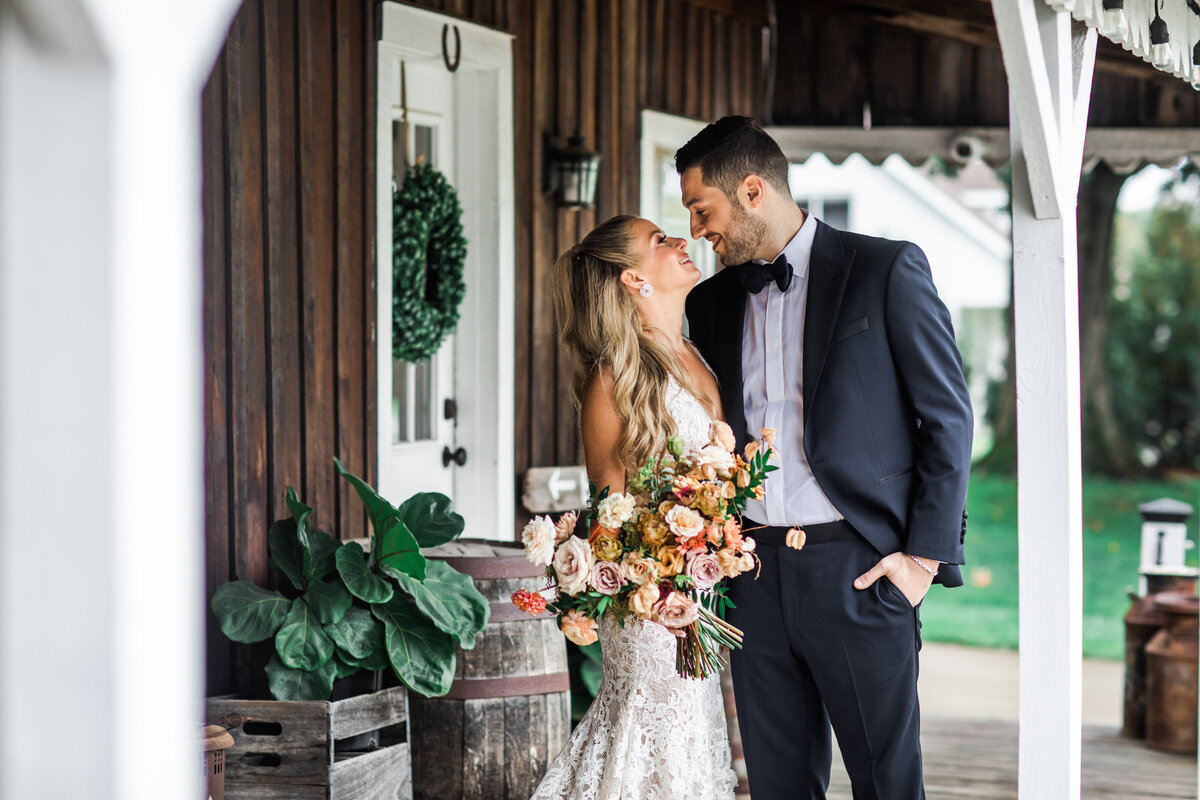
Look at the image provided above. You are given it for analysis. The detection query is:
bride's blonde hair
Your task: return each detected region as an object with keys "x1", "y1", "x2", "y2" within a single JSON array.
[{"x1": 551, "y1": 215, "x2": 698, "y2": 473}]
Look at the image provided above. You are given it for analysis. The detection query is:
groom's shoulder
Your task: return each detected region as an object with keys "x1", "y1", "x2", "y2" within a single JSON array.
[{"x1": 824, "y1": 223, "x2": 919, "y2": 265}]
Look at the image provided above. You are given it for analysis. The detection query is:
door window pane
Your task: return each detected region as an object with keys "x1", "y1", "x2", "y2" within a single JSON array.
[
  {"x1": 392, "y1": 363, "x2": 409, "y2": 443},
  {"x1": 391, "y1": 119, "x2": 442, "y2": 444},
  {"x1": 413, "y1": 358, "x2": 435, "y2": 441}
]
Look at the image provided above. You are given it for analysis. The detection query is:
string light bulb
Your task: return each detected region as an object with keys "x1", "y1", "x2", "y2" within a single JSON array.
[
  {"x1": 1101, "y1": 0, "x2": 1129, "y2": 40},
  {"x1": 1149, "y1": 3, "x2": 1172, "y2": 68}
]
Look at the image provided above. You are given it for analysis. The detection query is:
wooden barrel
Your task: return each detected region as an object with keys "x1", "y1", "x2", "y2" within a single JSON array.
[{"x1": 409, "y1": 540, "x2": 570, "y2": 800}]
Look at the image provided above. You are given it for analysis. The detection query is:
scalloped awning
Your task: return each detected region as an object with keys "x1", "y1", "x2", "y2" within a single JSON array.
[
  {"x1": 1046, "y1": 0, "x2": 1200, "y2": 86},
  {"x1": 767, "y1": 126, "x2": 1200, "y2": 172}
]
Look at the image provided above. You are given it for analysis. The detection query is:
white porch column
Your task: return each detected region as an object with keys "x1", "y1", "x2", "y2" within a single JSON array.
[
  {"x1": 0, "y1": 2, "x2": 237, "y2": 798},
  {"x1": 993, "y1": 1, "x2": 1096, "y2": 799}
]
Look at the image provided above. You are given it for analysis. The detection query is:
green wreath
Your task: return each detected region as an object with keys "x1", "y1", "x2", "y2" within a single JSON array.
[{"x1": 392, "y1": 163, "x2": 468, "y2": 363}]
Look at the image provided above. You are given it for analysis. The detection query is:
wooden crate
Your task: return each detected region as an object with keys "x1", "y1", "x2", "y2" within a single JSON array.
[{"x1": 207, "y1": 685, "x2": 411, "y2": 800}]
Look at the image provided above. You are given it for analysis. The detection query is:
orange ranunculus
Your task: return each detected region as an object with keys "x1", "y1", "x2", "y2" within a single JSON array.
[
  {"x1": 560, "y1": 610, "x2": 599, "y2": 646},
  {"x1": 511, "y1": 588, "x2": 549, "y2": 615},
  {"x1": 760, "y1": 427, "x2": 776, "y2": 447},
  {"x1": 722, "y1": 518, "x2": 744, "y2": 550}
]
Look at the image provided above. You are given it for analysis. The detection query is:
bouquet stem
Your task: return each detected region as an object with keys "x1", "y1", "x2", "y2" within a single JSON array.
[{"x1": 674, "y1": 597, "x2": 744, "y2": 679}]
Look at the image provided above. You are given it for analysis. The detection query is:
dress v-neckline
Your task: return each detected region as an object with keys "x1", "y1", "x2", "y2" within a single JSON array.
[{"x1": 669, "y1": 341, "x2": 719, "y2": 424}]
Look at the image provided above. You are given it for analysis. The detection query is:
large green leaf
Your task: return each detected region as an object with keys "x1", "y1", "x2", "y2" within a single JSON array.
[
  {"x1": 332, "y1": 457, "x2": 425, "y2": 580},
  {"x1": 275, "y1": 598, "x2": 336, "y2": 671},
  {"x1": 284, "y1": 487, "x2": 315, "y2": 549},
  {"x1": 333, "y1": 457, "x2": 401, "y2": 543},
  {"x1": 210, "y1": 581, "x2": 292, "y2": 643},
  {"x1": 268, "y1": 519, "x2": 307, "y2": 591},
  {"x1": 397, "y1": 491, "x2": 465, "y2": 548},
  {"x1": 386, "y1": 559, "x2": 489, "y2": 649},
  {"x1": 332, "y1": 653, "x2": 360, "y2": 680},
  {"x1": 375, "y1": 517, "x2": 426, "y2": 581},
  {"x1": 335, "y1": 543, "x2": 394, "y2": 604},
  {"x1": 265, "y1": 653, "x2": 337, "y2": 701},
  {"x1": 325, "y1": 605, "x2": 384, "y2": 660},
  {"x1": 308, "y1": 529, "x2": 340, "y2": 583},
  {"x1": 343, "y1": 642, "x2": 390, "y2": 671},
  {"x1": 305, "y1": 578, "x2": 352, "y2": 625},
  {"x1": 371, "y1": 594, "x2": 457, "y2": 697}
]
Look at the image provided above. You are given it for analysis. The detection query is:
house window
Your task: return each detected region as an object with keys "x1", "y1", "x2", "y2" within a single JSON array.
[
  {"x1": 639, "y1": 111, "x2": 717, "y2": 279},
  {"x1": 795, "y1": 196, "x2": 851, "y2": 231}
]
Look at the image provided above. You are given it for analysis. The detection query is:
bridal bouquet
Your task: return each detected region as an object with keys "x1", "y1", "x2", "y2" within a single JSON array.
[{"x1": 512, "y1": 421, "x2": 778, "y2": 680}]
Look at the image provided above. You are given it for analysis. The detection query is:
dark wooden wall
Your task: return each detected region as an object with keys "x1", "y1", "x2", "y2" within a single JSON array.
[
  {"x1": 203, "y1": 0, "x2": 764, "y2": 694},
  {"x1": 203, "y1": 0, "x2": 378, "y2": 694}
]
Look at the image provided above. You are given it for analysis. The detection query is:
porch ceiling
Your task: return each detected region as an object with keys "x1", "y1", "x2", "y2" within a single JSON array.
[{"x1": 770, "y1": 0, "x2": 1200, "y2": 129}]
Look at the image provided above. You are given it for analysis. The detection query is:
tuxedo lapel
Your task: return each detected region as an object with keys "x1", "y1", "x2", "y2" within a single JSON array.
[
  {"x1": 712, "y1": 270, "x2": 749, "y2": 447},
  {"x1": 803, "y1": 222, "x2": 855, "y2": 419}
]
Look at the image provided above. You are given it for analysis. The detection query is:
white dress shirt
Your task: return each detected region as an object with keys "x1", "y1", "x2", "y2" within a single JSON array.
[{"x1": 742, "y1": 212, "x2": 843, "y2": 526}]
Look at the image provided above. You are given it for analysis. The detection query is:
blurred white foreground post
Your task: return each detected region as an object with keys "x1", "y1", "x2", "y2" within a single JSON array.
[{"x1": 0, "y1": 2, "x2": 238, "y2": 798}]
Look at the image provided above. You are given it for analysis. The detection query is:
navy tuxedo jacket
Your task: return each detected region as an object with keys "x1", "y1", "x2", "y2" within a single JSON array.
[{"x1": 685, "y1": 220, "x2": 972, "y2": 587}]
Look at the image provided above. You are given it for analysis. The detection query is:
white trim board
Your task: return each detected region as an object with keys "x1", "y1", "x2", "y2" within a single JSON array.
[{"x1": 768, "y1": 126, "x2": 1200, "y2": 172}]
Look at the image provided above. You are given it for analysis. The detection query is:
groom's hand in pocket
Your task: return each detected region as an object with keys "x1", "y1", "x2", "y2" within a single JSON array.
[{"x1": 853, "y1": 551, "x2": 939, "y2": 607}]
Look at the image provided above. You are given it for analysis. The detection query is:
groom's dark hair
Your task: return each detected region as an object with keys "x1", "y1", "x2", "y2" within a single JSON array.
[{"x1": 674, "y1": 116, "x2": 790, "y2": 200}]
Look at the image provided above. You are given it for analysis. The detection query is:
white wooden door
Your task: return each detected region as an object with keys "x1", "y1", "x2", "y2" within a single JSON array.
[
  {"x1": 377, "y1": 5, "x2": 516, "y2": 537},
  {"x1": 387, "y1": 62, "x2": 457, "y2": 500}
]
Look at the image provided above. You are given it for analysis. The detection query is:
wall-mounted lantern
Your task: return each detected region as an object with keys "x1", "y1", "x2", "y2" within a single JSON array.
[{"x1": 545, "y1": 133, "x2": 601, "y2": 209}]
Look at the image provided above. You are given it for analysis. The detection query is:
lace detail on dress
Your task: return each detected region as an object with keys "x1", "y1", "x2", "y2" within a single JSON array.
[
  {"x1": 665, "y1": 373, "x2": 715, "y2": 454},
  {"x1": 530, "y1": 356, "x2": 735, "y2": 800},
  {"x1": 529, "y1": 616, "x2": 736, "y2": 800}
]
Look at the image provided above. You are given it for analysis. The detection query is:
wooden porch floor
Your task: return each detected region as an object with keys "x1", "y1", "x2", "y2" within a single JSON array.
[{"x1": 822, "y1": 717, "x2": 1197, "y2": 799}]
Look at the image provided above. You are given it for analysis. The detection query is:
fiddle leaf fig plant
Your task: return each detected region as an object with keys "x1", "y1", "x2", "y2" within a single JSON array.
[{"x1": 211, "y1": 457, "x2": 489, "y2": 701}]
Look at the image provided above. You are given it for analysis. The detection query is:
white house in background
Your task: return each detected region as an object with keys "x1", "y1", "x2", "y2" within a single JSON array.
[{"x1": 788, "y1": 153, "x2": 1012, "y2": 453}]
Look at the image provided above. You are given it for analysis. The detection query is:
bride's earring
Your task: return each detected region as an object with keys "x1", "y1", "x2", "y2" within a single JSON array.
[{"x1": 639, "y1": 283, "x2": 653, "y2": 298}]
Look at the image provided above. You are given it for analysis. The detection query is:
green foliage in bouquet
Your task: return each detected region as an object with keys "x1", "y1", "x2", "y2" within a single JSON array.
[{"x1": 210, "y1": 457, "x2": 489, "y2": 701}]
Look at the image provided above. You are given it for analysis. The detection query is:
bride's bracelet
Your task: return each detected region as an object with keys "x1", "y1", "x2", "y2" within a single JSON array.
[{"x1": 908, "y1": 554, "x2": 938, "y2": 577}]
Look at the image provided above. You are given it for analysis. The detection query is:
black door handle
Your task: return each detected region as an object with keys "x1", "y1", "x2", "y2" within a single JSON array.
[{"x1": 442, "y1": 446, "x2": 467, "y2": 467}]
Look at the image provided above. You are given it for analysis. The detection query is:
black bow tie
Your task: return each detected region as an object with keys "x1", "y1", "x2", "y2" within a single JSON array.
[{"x1": 738, "y1": 254, "x2": 793, "y2": 294}]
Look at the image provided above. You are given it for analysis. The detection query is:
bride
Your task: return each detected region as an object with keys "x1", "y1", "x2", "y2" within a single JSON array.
[{"x1": 530, "y1": 215, "x2": 736, "y2": 800}]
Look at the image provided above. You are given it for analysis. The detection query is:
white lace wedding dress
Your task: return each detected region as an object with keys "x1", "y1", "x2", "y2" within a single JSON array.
[{"x1": 529, "y1": 373, "x2": 736, "y2": 800}]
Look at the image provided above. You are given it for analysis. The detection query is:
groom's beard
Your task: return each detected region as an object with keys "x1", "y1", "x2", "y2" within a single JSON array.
[{"x1": 717, "y1": 200, "x2": 769, "y2": 267}]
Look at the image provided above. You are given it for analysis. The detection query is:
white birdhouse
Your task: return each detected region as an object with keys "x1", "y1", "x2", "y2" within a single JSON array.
[{"x1": 1137, "y1": 497, "x2": 1196, "y2": 595}]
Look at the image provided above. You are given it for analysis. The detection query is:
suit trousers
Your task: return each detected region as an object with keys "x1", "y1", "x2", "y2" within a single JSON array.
[{"x1": 726, "y1": 526, "x2": 925, "y2": 800}]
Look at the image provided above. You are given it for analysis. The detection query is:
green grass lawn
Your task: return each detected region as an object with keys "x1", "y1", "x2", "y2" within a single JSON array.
[{"x1": 921, "y1": 471, "x2": 1200, "y2": 660}]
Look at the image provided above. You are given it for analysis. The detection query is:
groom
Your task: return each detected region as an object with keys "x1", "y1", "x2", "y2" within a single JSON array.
[{"x1": 678, "y1": 117, "x2": 972, "y2": 799}]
